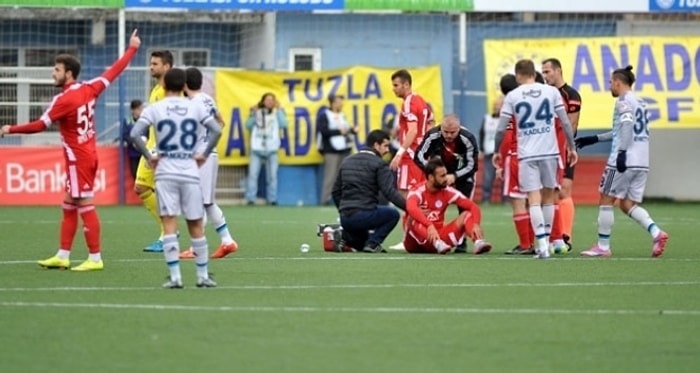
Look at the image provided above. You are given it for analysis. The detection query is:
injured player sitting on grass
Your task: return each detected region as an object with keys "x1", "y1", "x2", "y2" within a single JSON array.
[{"x1": 403, "y1": 157, "x2": 492, "y2": 255}]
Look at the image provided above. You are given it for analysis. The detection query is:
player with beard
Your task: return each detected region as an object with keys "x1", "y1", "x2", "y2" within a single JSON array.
[{"x1": 403, "y1": 157, "x2": 492, "y2": 255}]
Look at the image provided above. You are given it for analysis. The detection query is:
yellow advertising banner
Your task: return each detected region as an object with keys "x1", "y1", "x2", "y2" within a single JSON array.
[
  {"x1": 214, "y1": 65, "x2": 443, "y2": 165},
  {"x1": 484, "y1": 36, "x2": 700, "y2": 129}
]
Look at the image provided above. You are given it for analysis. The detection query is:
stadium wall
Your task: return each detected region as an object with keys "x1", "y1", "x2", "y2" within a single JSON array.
[{"x1": 274, "y1": 13, "x2": 454, "y2": 114}]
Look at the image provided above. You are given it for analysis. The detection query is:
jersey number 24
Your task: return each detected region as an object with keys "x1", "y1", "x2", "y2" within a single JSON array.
[{"x1": 514, "y1": 99, "x2": 553, "y2": 129}]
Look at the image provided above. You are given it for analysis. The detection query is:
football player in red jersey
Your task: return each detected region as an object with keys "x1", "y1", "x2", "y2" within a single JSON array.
[
  {"x1": 389, "y1": 69, "x2": 435, "y2": 195},
  {"x1": 1, "y1": 30, "x2": 141, "y2": 271},
  {"x1": 493, "y1": 73, "x2": 534, "y2": 255},
  {"x1": 403, "y1": 157, "x2": 492, "y2": 255}
]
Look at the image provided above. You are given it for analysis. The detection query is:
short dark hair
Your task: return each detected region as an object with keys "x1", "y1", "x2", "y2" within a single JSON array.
[
  {"x1": 130, "y1": 99, "x2": 143, "y2": 110},
  {"x1": 327, "y1": 94, "x2": 344, "y2": 106},
  {"x1": 150, "y1": 50, "x2": 174, "y2": 68},
  {"x1": 391, "y1": 69, "x2": 412, "y2": 86},
  {"x1": 424, "y1": 156, "x2": 445, "y2": 177},
  {"x1": 499, "y1": 74, "x2": 518, "y2": 95},
  {"x1": 542, "y1": 58, "x2": 562, "y2": 69},
  {"x1": 514, "y1": 59, "x2": 536, "y2": 78},
  {"x1": 535, "y1": 71, "x2": 545, "y2": 84},
  {"x1": 163, "y1": 68, "x2": 186, "y2": 92},
  {"x1": 612, "y1": 65, "x2": 636, "y2": 87},
  {"x1": 185, "y1": 67, "x2": 203, "y2": 90},
  {"x1": 365, "y1": 129, "x2": 390, "y2": 148},
  {"x1": 55, "y1": 54, "x2": 81, "y2": 80}
]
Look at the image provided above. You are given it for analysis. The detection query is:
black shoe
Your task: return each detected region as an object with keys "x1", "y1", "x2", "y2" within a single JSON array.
[
  {"x1": 453, "y1": 243, "x2": 468, "y2": 254},
  {"x1": 332, "y1": 229, "x2": 345, "y2": 252},
  {"x1": 504, "y1": 245, "x2": 535, "y2": 255},
  {"x1": 362, "y1": 242, "x2": 386, "y2": 253}
]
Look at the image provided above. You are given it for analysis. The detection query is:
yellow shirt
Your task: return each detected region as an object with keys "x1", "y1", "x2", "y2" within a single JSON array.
[{"x1": 146, "y1": 84, "x2": 166, "y2": 149}]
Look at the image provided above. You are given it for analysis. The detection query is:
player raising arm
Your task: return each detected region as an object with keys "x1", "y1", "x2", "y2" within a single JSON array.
[
  {"x1": 575, "y1": 65, "x2": 668, "y2": 258},
  {"x1": 1, "y1": 30, "x2": 141, "y2": 271}
]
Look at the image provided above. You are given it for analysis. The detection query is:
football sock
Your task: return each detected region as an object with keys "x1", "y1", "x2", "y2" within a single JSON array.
[
  {"x1": 79, "y1": 205, "x2": 101, "y2": 255},
  {"x1": 513, "y1": 212, "x2": 532, "y2": 248},
  {"x1": 139, "y1": 189, "x2": 164, "y2": 238},
  {"x1": 597, "y1": 205, "x2": 614, "y2": 249},
  {"x1": 542, "y1": 203, "x2": 555, "y2": 238},
  {"x1": 191, "y1": 237, "x2": 209, "y2": 279},
  {"x1": 550, "y1": 203, "x2": 563, "y2": 240},
  {"x1": 56, "y1": 249, "x2": 71, "y2": 260},
  {"x1": 559, "y1": 197, "x2": 575, "y2": 240},
  {"x1": 162, "y1": 234, "x2": 181, "y2": 281},
  {"x1": 206, "y1": 204, "x2": 235, "y2": 245},
  {"x1": 59, "y1": 202, "x2": 78, "y2": 253},
  {"x1": 628, "y1": 205, "x2": 661, "y2": 239},
  {"x1": 528, "y1": 205, "x2": 547, "y2": 250}
]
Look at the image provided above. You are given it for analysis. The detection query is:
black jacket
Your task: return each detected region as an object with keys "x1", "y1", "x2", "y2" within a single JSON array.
[
  {"x1": 332, "y1": 149, "x2": 406, "y2": 213},
  {"x1": 414, "y1": 126, "x2": 479, "y2": 182}
]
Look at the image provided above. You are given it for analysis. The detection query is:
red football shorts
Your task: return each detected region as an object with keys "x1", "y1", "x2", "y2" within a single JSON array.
[
  {"x1": 404, "y1": 219, "x2": 469, "y2": 254},
  {"x1": 64, "y1": 156, "x2": 98, "y2": 199},
  {"x1": 502, "y1": 154, "x2": 526, "y2": 199},
  {"x1": 397, "y1": 154, "x2": 425, "y2": 191}
]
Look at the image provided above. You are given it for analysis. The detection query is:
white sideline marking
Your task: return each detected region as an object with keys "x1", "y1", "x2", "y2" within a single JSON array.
[
  {"x1": 1, "y1": 301, "x2": 698, "y2": 316},
  {"x1": 1, "y1": 256, "x2": 700, "y2": 265},
  {"x1": 0, "y1": 281, "x2": 698, "y2": 292}
]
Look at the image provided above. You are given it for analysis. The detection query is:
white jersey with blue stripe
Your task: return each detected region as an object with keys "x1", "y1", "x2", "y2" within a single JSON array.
[
  {"x1": 500, "y1": 82, "x2": 565, "y2": 162},
  {"x1": 608, "y1": 92, "x2": 649, "y2": 170},
  {"x1": 190, "y1": 92, "x2": 220, "y2": 155},
  {"x1": 138, "y1": 96, "x2": 214, "y2": 184}
]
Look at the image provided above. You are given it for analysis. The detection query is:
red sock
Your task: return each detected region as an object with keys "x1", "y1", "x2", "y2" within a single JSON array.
[
  {"x1": 60, "y1": 202, "x2": 79, "y2": 250},
  {"x1": 550, "y1": 203, "x2": 563, "y2": 241},
  {"x1": 513, "y1": 213, "x2": 531, "y2": 248},
  {"x1": 79, "y1": 205, "x2": 101, "y2": 254}
]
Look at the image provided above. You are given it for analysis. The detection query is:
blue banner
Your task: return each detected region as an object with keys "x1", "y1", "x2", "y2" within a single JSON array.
[
  {"x1": 125, "y1": 0, "x2": 344, "y2": 11},
  {"x1": 649, "y1": 0, "x2": 700, "y2": 11}
]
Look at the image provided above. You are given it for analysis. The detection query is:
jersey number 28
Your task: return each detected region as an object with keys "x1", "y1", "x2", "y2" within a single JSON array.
[{"x1": 157, "y1": 118, "x2": 198, "y2": 151}]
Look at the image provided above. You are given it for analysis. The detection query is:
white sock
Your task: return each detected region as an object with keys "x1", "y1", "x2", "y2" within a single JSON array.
[
  {"x1": 597, "y1": 205, "x2": 614, "y2": 250},
  {"x1": 162, "y1": 234, "x2": 181, "y2": 281},
  {"x1": 628, "y1": 205, "x2": 661, "y2": 239},
  {"x1": 88, "y1": 253, "x2": 101, "y2": 262},
  {"x1": 192, "y1": 236, "x2": 209, "y2": 279},
  {"x1": 56, "y1": 249, "x2": 71, "y2": 260},
  {"x1": 206, "y1": 204, "x2": 234, "y2": 245},
  {"x1": 542, "y1": 204, "x2": 555, "y2": 237},
  {"x1": 529, "y1": 205, "x2": 547, "y2": 251}
]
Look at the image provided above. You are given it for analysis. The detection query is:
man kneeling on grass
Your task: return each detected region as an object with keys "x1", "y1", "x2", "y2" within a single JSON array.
[{"x1": 403, "y1": 157, "x2": 492, "y2": 255}]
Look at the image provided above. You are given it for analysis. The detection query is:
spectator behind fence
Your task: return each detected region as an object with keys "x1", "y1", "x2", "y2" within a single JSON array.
[
  {"x1": 120, "y1": 99, "x2": 145, "y2": 182},
  {"x1": 479, "y1": 97, "x2": 503, "y2": 204},
  {"x1": 332, "y1": 129, "x2": 406, "y2": 253},
  {"x1": 245, "y1": 92, "x2": 288, "y2": 205},
  {"x1": 317, "y1": 94, "x2": 357, "y2": 205}
]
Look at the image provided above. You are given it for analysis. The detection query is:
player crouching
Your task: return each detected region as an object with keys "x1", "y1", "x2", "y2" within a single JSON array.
[{"x1": 403, "y1": 157, "x2": 492, "y2": 254}]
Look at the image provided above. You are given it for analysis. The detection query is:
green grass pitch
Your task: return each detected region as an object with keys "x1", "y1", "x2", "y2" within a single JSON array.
[{"x1": 0, "y1": 203, "x2": 698, "y2": 372}]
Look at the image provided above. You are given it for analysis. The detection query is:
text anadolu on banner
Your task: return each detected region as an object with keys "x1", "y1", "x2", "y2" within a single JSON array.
[
  {"x1": 215, "y1": 65, "x2": 443, "y2": 165},
  {"x1": 484, "y1": 36, "x2": 700, "y2": 130}
]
